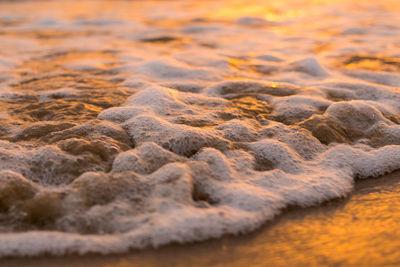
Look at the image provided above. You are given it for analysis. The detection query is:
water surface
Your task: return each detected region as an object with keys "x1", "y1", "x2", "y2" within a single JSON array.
[{"x1": 0, "y1": 0, "x2": 399, "y2": 258}]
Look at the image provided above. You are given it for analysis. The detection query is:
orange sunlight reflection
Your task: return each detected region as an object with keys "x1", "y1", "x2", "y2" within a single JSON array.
[{"x1": 0, "y1": 0, "x2": 400, "y2": 265}]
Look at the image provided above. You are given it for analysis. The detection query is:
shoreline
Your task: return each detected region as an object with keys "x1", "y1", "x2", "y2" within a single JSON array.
[
  {"x1": 1, "y1": 1, "x2": 400, "y2": 265},
  {"x1": 2, "y1": 170, "x2": 400, "y2": 267}
]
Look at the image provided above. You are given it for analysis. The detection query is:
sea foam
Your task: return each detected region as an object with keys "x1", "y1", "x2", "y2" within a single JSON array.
[{"x1": 0, "y1": 0, "x2": 400, "y2": 257}]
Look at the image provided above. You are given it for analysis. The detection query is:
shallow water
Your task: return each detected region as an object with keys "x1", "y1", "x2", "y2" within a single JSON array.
[
  {"x1": 0, "y1": 0, "x2": 400, "y2": 257},
  {"x1": 3, "y1": 171, "x2": 400, "y2": 266}
]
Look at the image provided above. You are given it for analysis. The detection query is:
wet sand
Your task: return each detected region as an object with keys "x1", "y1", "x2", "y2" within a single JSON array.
[{"x1": 3, "y1": 170, "x2": 400, "y2": 267}]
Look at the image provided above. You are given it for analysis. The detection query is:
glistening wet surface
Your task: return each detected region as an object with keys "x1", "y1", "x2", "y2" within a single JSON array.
[
  {"x1": 0, "y1": 0, "x2": 400, "y2": 260},
  {"x1": 3, "y1": 170, "x2": 400, "y2": 266}
]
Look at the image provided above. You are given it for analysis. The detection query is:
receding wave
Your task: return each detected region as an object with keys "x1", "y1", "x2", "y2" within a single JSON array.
[{"x1": 0, "y1": 0, "x2": 400, "y2": 257}]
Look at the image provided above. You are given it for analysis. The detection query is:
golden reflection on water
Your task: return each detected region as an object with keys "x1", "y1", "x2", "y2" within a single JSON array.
[
  {"x1": 18, "y1": 50, "x2": 118, "y2": 74},
  {"x1": 343, "y1": 55, "x2": 400, "y2": 72},
  {"x1": 0, "y1": 0, "x2": 400, "y2": 264},
  {"x1": 209, "y1": 4, "x2": 302, "y2": 22},
  {"x1": 1, "y1": 47, "x2": 130, "y2": 128}
]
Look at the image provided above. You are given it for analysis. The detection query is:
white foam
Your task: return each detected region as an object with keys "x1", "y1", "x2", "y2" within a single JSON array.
[
  {"x1": 237, "y1": 17, "x2": 277, "y2": 27},
  {"x1": 343, "y1": 69, "x2": 400, "y2": 87},
  {"x1": 131, "y1": 59, "x2": 220, "y2": 82},
  {"x1": 288, "y1": 57, "x2": 330, "y2": 77},
  {"x1": 1, "y1": 0, "x2": 400, "y2": 258}
]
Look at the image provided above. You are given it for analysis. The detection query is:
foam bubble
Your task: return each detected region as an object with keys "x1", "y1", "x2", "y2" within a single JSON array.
[
  {"x1": 288, "y1": 57, "x2": 330, "y2": 77},
  {"x1": 123, "y1": 115, "x2": 230, "y2": 156}
]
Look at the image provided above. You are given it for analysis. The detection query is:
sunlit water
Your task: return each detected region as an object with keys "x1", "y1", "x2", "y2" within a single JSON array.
[
  {"x1": 4, "y1": 171, "x2": 400, "y2": 266},
  {"x1": 0, "y1": 0, "x2": 400, "y2": 260}
]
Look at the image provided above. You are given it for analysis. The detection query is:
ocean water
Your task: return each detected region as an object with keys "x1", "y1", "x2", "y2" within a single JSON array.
[{"x1": 0, "y1": 0, "x2": 399, "y2": 257}]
